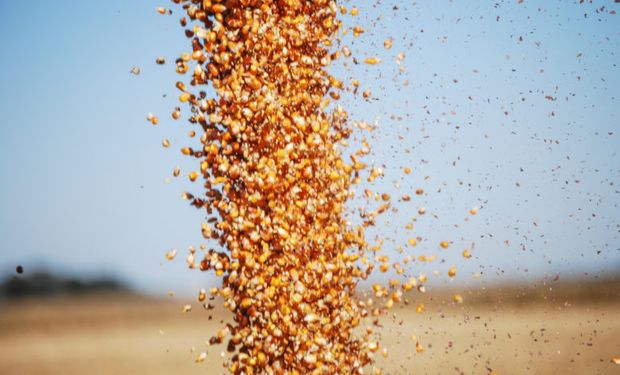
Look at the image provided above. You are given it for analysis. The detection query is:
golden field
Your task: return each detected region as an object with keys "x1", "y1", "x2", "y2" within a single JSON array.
[{"x1": 0, "y1": 279, "x2": 618, "y2": 375}]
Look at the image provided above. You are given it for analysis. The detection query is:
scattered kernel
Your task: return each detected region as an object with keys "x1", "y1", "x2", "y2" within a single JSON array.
[
  {"x1": 165, "y1": 249, "x2": 177, "y2": 261},
  {"x1": 416, "y1": 304, "x2": 425, "y2": 313},
  {"x1": 453, "y1": 294, "x2": 464, "y2": 304},
  {"x1": 448, "y1": 266, "x2": 457, "y2": 277},
  {"x1": 195, "y1": 352, "x2": 207, "y2": 363},
  {"x1": 364, "y1": 57, "x2": 381, "y2": 65},
  {"x1": 415, "y1": 341, "x2": 424, "y2": 353},
  {"x1": 368, "y1": 341, "x2": 379, "y2": 353}
]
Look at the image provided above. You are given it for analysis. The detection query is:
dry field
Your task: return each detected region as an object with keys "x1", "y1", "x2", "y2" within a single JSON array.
[{"x1": 0, "y1": 280, "x2": 618, "y2": 375}]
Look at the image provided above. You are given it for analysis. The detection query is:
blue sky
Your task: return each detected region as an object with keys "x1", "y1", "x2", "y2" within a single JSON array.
[{"x1": 0, "y1": 0, "x2": 618, "y2": 296}]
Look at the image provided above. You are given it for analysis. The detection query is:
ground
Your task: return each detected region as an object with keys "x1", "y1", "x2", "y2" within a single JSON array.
[{"x1": 0, "y1": 281, "x2": 618, "y2": 374}]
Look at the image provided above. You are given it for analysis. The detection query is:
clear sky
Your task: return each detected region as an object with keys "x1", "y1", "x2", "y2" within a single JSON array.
[{"x1": 0, "y1": 0, "x2": 618, "y2": 296}]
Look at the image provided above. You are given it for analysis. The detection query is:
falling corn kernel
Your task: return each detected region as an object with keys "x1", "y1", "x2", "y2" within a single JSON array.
[
  {"x1": 419, "y1": 273, "x2": 427, "y2": 283},
  {"x1": 416, "y1": 304, "x2": 425, "y2": 313},
  {"x1": 179, "y1": 92, "x2": 191, "y2": 103},
  {"x1": 195, "y1": 352, "x2": 207, "y2": 363},
  {"x1": 453, "y1": 294, "x2": 464, "y2": 304},
  {"x1": 353, "y1": 26, "x2": 365, "y2": 37},
  {"x1": 182, "y1": 304, "x2": 192, "y2": 313},
  {"x1": 364, "y1": 57, "x2": 381, "y2": 65},
  {"x1": 165, "y1": 249, "x2": 177, "y2": 261},
  {"x1": 462, "y1": 249, "x2": 472, "y2": 259},
  {"x1": 368, "y1": 341, "x2": 379, "y2": 353},
  {"x1": 448, "y1": 266, "x2": 457, "y2": 277},
  {"x1": 415, "y1": 342, "x2": 424, "y2": 353},
  {"x1": 384, "y1": 38, "x2": 393, "y2": 49},
  {"x1": 440, "y1": 241, "x2": 450, "y2": 249},
  {"x1": 212, "y1": 4, "x2": 226, "y2": 13}
]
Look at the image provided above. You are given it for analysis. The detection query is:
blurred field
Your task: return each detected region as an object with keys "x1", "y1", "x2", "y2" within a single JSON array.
[{"x1": 0, "y1": 279, "x2": 619, "y2": 375}]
